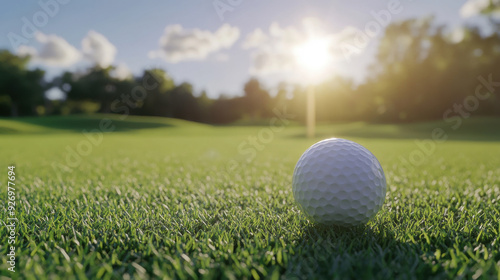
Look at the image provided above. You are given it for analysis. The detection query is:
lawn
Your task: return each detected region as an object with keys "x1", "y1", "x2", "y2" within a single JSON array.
[{"x1": 0, "y1": 115, "x2": 499, "y2": 279}]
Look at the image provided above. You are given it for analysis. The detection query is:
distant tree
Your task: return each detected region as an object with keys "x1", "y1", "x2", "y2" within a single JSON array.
[
  {"x1": 170, "y1": 82, "x2": 201, "y2": 121},
  {"x1": 139, "y1": 69, "x2": 175, "y2": 117},
  {"x1": 209, "y1": 95, "x2": 246, "y2": 124},
  {"x1": 363, "y1": 17, "x2": 500, "y2": 122},
  {"x1": 274, "y1": 82, "x2": 288, "y2": 105},
  {"x1": 196, "y1": 90, "x2": 213, "y2": 123},
  {"x1": 243, "y1": 78, "x2": 271, "y2": 119},
  {"x1": 315, "y1": 76, "x2": 356, "y2": 122},
  {"x1": 0, "y1": 50, "x2": 45, "y2": 116},
  {"x1": 287, "y1": 85, "x2": 307, "y2": 123},
  {"x1": 474, "y1": 0, "x2": 500, "y2": 28},
  {"x1": 55, "y1": 66, "x2": 120, "y2": 113}
]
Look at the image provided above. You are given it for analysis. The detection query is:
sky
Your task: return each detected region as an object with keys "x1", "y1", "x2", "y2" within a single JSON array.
[{"x1": 0, "y1": 0, "x2": 490, "y2": 98}]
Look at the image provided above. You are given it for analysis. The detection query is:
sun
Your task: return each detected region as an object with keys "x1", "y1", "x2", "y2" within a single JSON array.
[{"x1": 294, "y1": 37, "x2": 332, "y2": 72}]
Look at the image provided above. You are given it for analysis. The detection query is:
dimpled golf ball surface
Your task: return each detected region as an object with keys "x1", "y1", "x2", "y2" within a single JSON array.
[{"x1": 293, "y1": 138, "x2": 386, "y2": 226}]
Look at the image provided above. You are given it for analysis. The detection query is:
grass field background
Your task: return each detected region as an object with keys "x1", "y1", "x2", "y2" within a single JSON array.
[{"x1": 0, "y1": 115, "x2": 499, "y2": 279}]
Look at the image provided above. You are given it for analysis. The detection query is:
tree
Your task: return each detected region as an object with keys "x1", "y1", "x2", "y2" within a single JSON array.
[
  {"x1": 53, "y1": 67, "x2": 118, "y2": 113},
  {"x1": 196, "y1": 90, "x2": 213, "y2": 123},
  {"x1": 362, "y1": 17, "x2": 500, "y2": 122},
  {"x1": 209, "y1": 95, "x2": 246, "y2": 124},
  {"x1": 473, "y1": 0, "x2": 500, "y2": 28},
  {"x1": 170, "y1": 82, "x2": 201, "y2": 121},
  {"x1": 0, "y1": 50, "x2": 45, "y2": 116},
  {"x1": 315, "y1": 76, "x2": 356, "y2": 122},
  {"x1": 243, "y1": 78, "x2": 271, "y2": 119},
  {"x1": 138, "y1": 68, "x2": 175, "y2": 117}
]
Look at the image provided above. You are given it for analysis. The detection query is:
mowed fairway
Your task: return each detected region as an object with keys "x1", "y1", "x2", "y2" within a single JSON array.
[{"x1": 0, "y1": 115, "x2": 499, "y2": 279}]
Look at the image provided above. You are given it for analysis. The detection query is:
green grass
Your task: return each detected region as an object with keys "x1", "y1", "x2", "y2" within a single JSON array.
[{"x1": 0, "y1": 115, "x2": 499, "y2": 279}]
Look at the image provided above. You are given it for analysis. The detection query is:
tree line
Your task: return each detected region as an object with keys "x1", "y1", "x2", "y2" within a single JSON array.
[{"x1": 1, "y1": 16, "x2": 500, "y2": 123}]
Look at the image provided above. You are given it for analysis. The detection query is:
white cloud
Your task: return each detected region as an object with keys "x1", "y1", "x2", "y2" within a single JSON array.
[
  {"x1": 17, "y1": 33, "x2": 81, "y2": 67},
  {"x1": 213, "y1": 53, "x2": 230, "y2": 62},
  {"x1": 81, "y1": 30, "x2": 117, "y2": 67},
  {"x1": 242, "y1": 28, "x2": 269, "y2": 49},
  {"x1": 242, "y1": 23, "x2": 301, "y2": 75},
  {"x1": 15, "y1": 31, "x2": 118, "y2": 68},
  {"x1": 242, "y1": 28, "x2": 268, "y2": 49},
  {"x1": 242, "y1": 18, "x2": 360, "y2": 75},
  {"x1": 16, "y1": 45, "x2": 38, "y2": 58},
  {"x1": 149, "y1": 24, "x2": 240, "y2": 63},
  {"x1": 460, "y1": 0, "x2": 500, "y2": 18},
  {"x1": 251, "y1": 51, "x2": 295, "y2": 75},
  {"x1": 111, "y1": 63, "x2": 133, "y2": 80}
]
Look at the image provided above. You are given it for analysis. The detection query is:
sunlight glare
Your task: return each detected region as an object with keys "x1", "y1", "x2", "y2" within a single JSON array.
[{"x1": 294, "y1": 37, "x2": 332, "y2": 72}]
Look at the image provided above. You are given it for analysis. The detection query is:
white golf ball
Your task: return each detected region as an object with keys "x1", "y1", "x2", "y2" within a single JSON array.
[{"x1": 292, "y1": 138, "x2": 386, "y2": 226}]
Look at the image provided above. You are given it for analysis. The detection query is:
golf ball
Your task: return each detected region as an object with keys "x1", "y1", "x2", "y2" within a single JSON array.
[{"x1": 292, "y1": 138, "x2": 386, "y2": 226}]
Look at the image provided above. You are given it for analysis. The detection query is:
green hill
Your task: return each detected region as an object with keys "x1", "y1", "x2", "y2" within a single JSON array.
[{"x1": 1, "y1": 115, "x2": 499, "y2": 141}]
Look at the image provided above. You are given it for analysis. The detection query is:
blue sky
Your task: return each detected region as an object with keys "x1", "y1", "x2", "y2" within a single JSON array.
[{"x1": 0, "y1": 0, "x2": 484, "y2": 98}]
